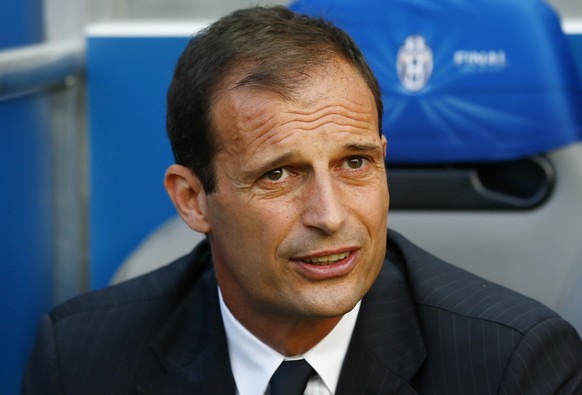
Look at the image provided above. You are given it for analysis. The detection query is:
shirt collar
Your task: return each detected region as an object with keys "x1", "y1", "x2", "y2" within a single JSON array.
[{"x1": 218, "y1": 288, "x2": 360, "y2": 395}]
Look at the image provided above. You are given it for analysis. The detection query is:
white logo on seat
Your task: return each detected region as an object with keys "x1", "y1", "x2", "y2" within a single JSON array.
[{"x1": 397, "y1": 35, "x2": 433, "y2": 92}]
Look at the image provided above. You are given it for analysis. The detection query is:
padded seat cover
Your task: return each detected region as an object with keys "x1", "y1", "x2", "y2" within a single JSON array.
[{"x1": 290, "y1": 0, "x2": 582, "y2": 163}]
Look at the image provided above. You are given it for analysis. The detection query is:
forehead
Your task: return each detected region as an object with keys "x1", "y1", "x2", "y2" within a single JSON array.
[{"x1": 210, "y1": 58, "x2": 378, "y2": 151}]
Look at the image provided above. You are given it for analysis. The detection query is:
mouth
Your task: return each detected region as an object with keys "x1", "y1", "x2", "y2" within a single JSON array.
[
  {"x1": 302, "y1": 251, "x2": 351, "y2": 266},
  {"x1": 291, "y1": 249, "x2": 359, "y2": 280}
]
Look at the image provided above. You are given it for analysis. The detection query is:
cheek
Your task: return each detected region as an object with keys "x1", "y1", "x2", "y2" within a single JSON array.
[
  {"x1": 352, "y1": 184, "x2": 389, "y2": 222},
  {"x1": 251, "y1": 210, "x2": 297, "y2": 258},
  {"x1": 244, "y1": 193, "x2": 299, "y2": 229},
  {"x1": 217, "y1": 200, "x2": 294, "y2": 257}
]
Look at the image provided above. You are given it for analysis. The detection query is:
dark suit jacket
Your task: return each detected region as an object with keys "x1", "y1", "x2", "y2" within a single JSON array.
[{"x1": 23, "y1": 230, "x2": 582, "y2": 394}]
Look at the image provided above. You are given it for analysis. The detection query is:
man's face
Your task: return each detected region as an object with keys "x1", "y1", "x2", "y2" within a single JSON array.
[{"x1": 205, "y1": 58, "x2": 389, "y2": 328}]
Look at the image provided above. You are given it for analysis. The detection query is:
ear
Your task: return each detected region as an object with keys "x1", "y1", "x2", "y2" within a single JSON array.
[
  {"x1": 381, "y1": 135, "x2": 388, "y2": 158},
  {"x1": 164, "y1": 164, "x2": 211, "y2": 233}
]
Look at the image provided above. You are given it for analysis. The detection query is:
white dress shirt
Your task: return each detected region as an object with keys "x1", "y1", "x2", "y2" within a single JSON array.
[{"x1": 218, "y1": 288, "x2": 361, "y2": 395}]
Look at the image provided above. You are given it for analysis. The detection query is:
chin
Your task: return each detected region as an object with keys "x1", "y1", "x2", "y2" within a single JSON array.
[{"x1": 302, "y1": 292, "x2": 362, "y2": 319}]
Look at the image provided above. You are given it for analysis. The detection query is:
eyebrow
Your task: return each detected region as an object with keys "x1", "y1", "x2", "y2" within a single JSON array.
[
  {"x1": 343, "y1": 143, "x2": 384, "y2": 156},
  {"x1": 344, "y1": 144, "x2": 384, "y2": 156}
]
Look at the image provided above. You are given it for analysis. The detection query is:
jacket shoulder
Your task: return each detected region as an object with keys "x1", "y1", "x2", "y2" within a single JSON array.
[
  {"x1": 50, "y1": 239, "x2": 212, "y2": 323},
  {"x1": 387, "y1": 229, "x2": 561, "y2": 334},
  {"x1": 24, "y1": 239, "x2": 218, "y2": 395},
  {"x1": 386, "y1": 230, "x2": 582, "y2": 394}
]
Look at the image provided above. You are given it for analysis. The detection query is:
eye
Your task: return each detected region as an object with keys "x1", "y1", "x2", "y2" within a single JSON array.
[
  {"x1": 343, "y1": 156, "x2": 367, "y2": 169},
  {"x1": 263, "y1": 168, "x2": 291, "y2": 182}
]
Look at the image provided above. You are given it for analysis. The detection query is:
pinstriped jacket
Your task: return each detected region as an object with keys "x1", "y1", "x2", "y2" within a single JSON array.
[{"x1": 23, "y1": 230, "x2": 582, "y2": 394}]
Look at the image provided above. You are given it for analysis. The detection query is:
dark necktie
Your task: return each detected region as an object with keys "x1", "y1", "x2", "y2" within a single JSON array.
[{"x1": 269, "y1": 359, "x2": 316, "y2": 395}]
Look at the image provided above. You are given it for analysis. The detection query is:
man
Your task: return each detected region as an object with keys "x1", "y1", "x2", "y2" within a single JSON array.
[{"x1": 24, "y1": 6, "x2": 582, "y2": 395}]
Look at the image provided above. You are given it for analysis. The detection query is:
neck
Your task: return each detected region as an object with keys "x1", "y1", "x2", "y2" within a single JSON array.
[{"x1": 221, "y1": 292, "x2": 344, "y2": 356}]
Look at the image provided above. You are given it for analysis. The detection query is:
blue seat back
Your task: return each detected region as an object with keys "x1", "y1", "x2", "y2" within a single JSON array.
[{"x1": 290, "y1": 0, "x2": 582, "y2": 163}]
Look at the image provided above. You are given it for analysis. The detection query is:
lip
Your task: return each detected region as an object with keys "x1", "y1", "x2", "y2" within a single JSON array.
[{"x1": 290, "y1": 248, "x2": 360, "y2": 280}]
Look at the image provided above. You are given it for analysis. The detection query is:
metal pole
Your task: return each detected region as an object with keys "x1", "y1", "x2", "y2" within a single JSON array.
[
  {"x1": 0, "y1": 39, "x2": 89, "y2": 302},
  {"x1": 0, "y1": 40, "x2": 84, "y2": 101}
]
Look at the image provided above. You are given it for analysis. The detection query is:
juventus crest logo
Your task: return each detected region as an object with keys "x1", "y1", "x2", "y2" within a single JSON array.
[{"x1": 396, "y1": 35, "x2": 433, "y2": 92}]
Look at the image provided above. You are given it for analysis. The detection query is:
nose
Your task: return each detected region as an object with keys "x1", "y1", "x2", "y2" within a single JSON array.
[{"x1": 301, "y1": 172, "x2": 347, "y2": 235}]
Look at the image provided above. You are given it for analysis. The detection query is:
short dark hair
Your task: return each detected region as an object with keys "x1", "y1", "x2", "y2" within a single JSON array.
[{"x1": 166, "y1": 6, "x2": 383, "y2": 193}]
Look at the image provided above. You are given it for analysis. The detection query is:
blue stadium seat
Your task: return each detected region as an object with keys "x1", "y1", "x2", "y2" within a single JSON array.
[{"x1": 290, "y1": 0, "x2": 582, "y2": 166}]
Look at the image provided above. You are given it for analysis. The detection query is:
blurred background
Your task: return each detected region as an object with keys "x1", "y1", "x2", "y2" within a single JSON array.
[{"x1": 1, "y1": 0, "x2": 581, "y2": 394}]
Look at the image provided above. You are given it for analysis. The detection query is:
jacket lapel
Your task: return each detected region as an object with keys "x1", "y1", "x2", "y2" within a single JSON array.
[
  {"x1": 336, "y1": 238, "x2": 427, "y2": 395},
  {"x1": 136, "y1": 338, "x2": 235, "y2": 395},
  {"x1": 137, "y1": 264, "x2": 237, "y2": 395}
]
